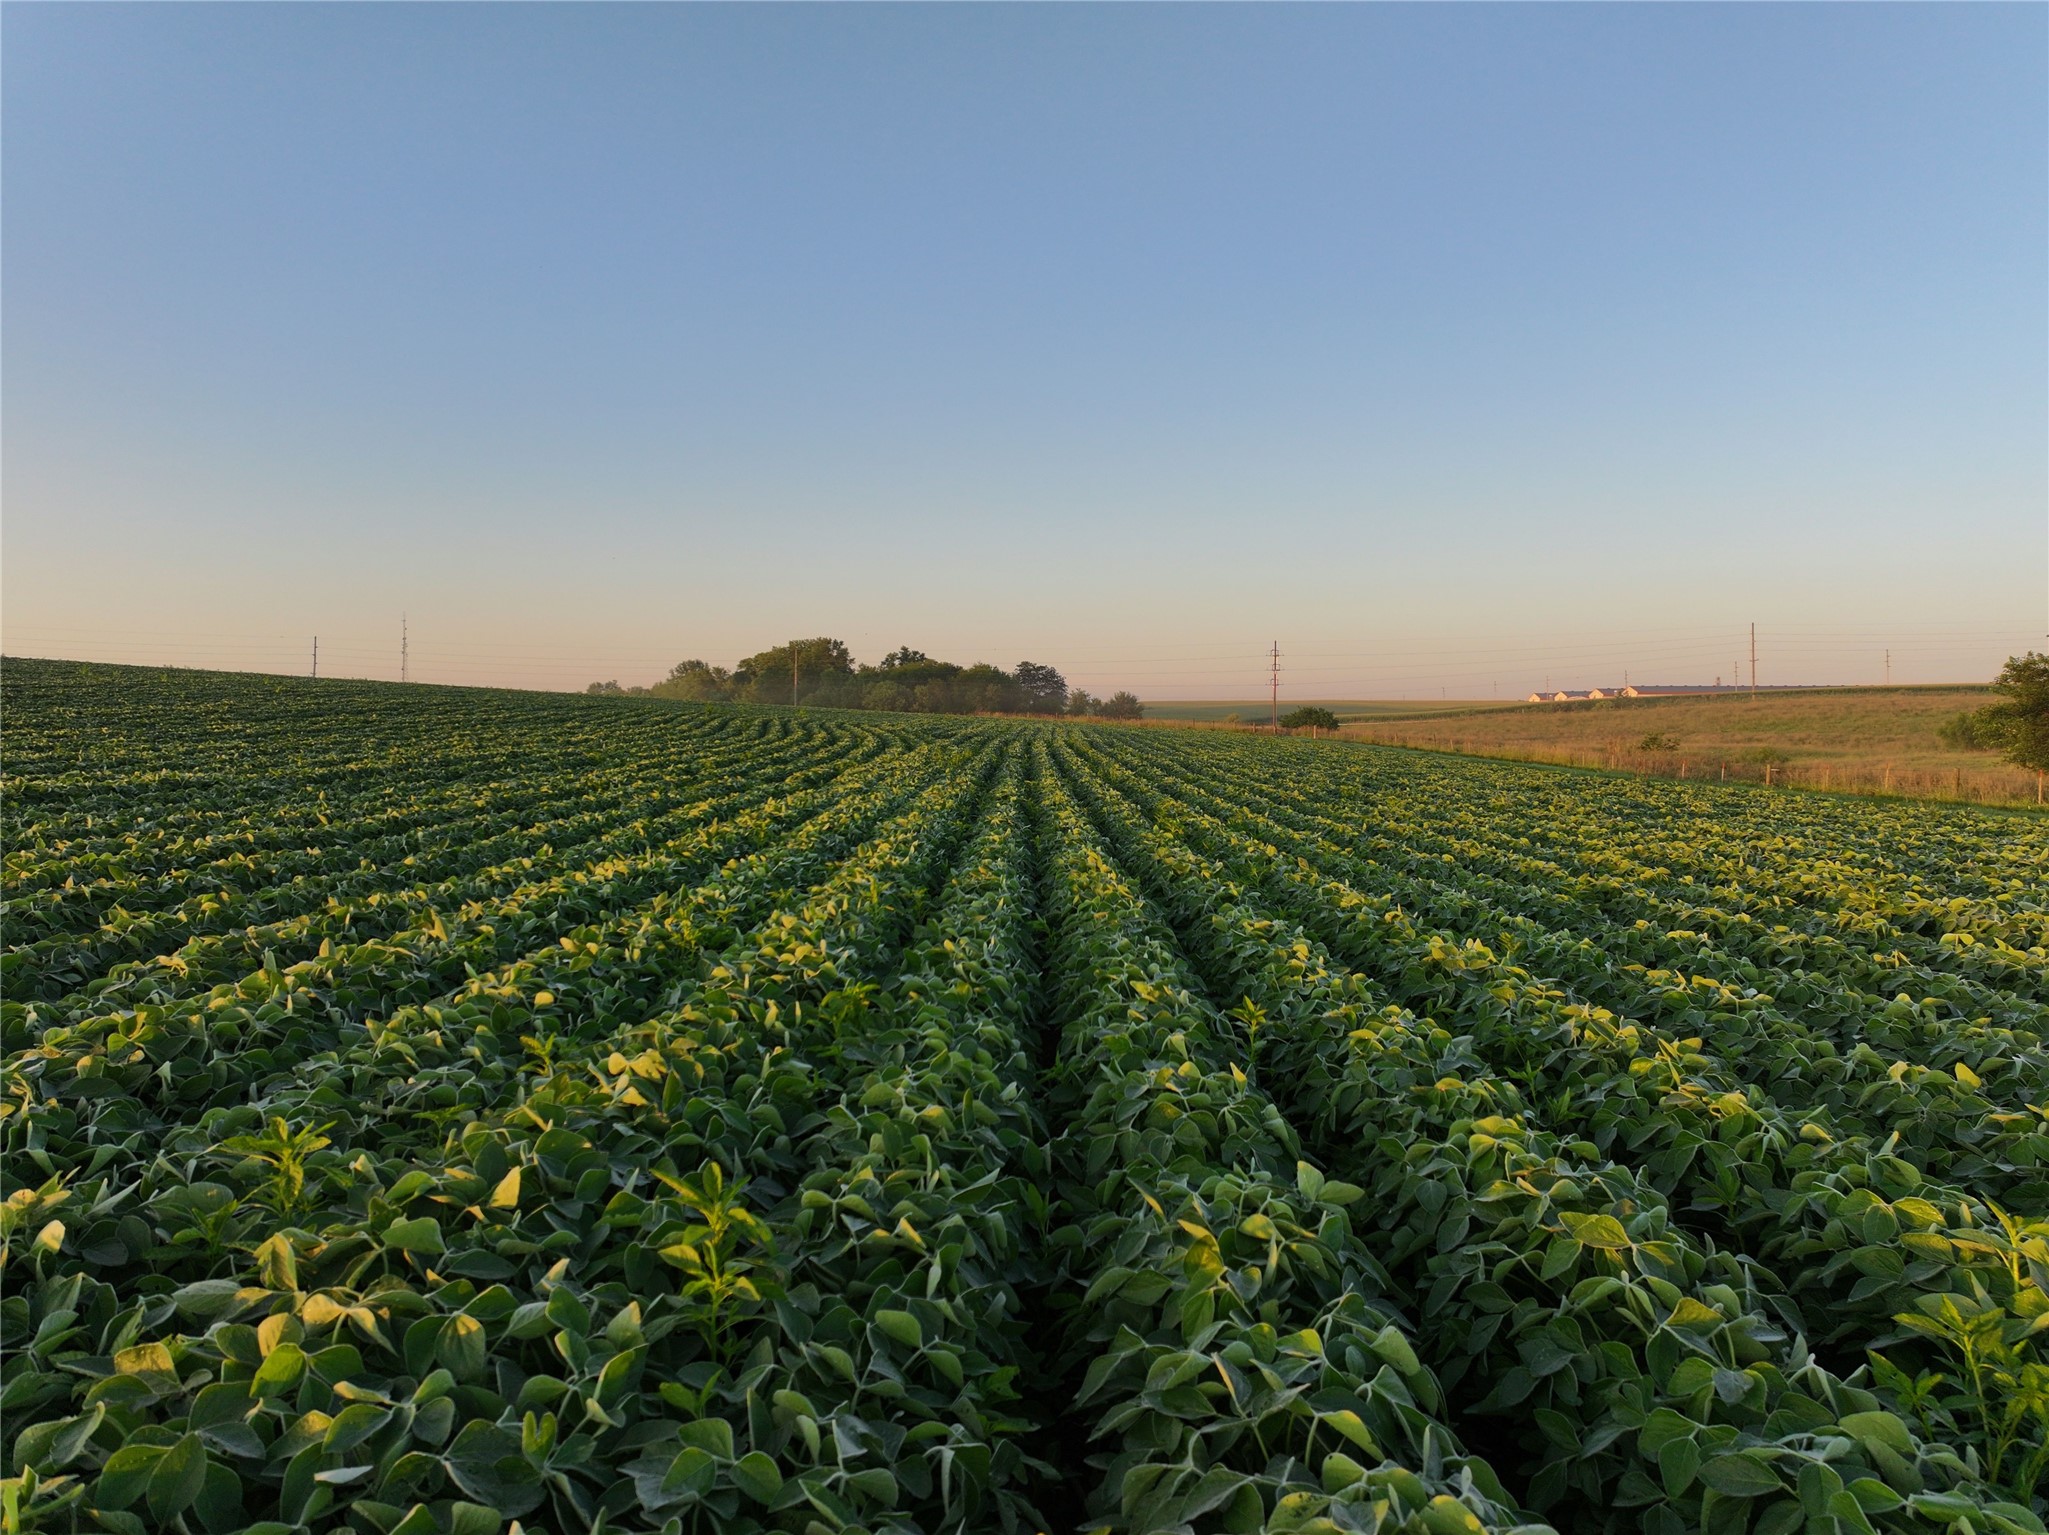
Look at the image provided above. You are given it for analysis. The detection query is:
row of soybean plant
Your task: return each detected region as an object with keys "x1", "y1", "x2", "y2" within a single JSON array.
[
  {"x1": 5, "y1": 717, "x2": 865, "y2": 1007},
  {"x1": 1081, "y1": 730, "x2": 2045, "y2": 1225},
  {"x1": 1073, "y1": 728, "x2": 2049, "y2": 1344},
  {"x1": 2, "y1": 736, "x2": 1014, "y2": 1535},
  {"x1": 1051, "y1": 734, "x2": 2042, "y2": 1531},
  {"x1": 5, "y1": 728, "x2": 988, "y2": 1306},
  {"x1": 1026, "y1": 739, "x2": 1549, "y2": 1535},
  {"x1": 1107, "y1": 733, "x2": 2045, "y2": 1063},
  {"x1": 6, "y1": 709, "x2": 896, "y2": 1017},
  {"x1": 1172, "y1": 729, "x2": 2043, "y2": 1004},
  {"x1": 4, "y1": 704, "x2": 831, "y2": 959}
]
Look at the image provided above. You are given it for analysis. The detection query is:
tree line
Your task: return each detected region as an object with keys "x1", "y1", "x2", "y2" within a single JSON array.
[
  {"x1": 587, "y1": 639, "x2": 1144, "y2": 719},
  {"x1": 1941, "y1": 651, "x2": 2049, "y2": 772}
]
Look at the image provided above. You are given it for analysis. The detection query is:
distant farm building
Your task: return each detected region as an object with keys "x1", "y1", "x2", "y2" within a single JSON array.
[{"x1": 1529, "y1": 684, "x2": 1741, "y2": 703}]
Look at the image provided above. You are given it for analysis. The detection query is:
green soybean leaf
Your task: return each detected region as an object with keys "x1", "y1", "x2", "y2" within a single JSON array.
[
  {"x1": 146, "y1": 1433, "x2": 209, "y2": 1524},
  {"x1": 1559, "y1": 1211, "x2": 1631, "y2": 1249},
  {"x1": 873, "y1": 1309, "x2": 922, "y2": 1349},
  {"x1": 384, "y1": 1218, "x2": 444, "y2": 1254},
  {"x1": 1698, "y1": 1453, "x2": 1784, "y2": 1497},
  {"x1": 97, "y1": 1445, "x2": 165, "y2": 1511},
  {"x1": 731, "y1": 1452, "x2": 783, "y2": 1505}
]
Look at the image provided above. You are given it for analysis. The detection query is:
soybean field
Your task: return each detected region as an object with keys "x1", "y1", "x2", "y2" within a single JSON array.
[{"x1": 4, "y1": 657, "x2": 2047, "y2": 1535}]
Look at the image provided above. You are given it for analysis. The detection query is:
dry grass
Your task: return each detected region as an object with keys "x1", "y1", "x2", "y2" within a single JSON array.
[
  {"x1": 1139, "y1": 699, "x2": 1491, "y2": 723},
  {"x1": 1338, "y1": 686, "x2": 2043, "y2": 808}
]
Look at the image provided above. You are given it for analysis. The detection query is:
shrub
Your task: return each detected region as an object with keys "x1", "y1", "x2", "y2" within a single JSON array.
[
  {"x1": 1281, "y1": 707, "x2": 1341, "y2": 733},
  {"x1": 1938, "y1": 711, "x2": 1999, "y2": 751}
]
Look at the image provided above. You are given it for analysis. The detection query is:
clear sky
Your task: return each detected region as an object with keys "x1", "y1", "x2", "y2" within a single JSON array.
[{"x1": 5, "y1": 4, "x2": 2044, "y2": 699}]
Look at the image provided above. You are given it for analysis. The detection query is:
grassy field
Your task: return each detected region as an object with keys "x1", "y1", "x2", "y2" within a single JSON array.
[
  {"x1": 1337, "y1": 684, "x2": 2041, "y2": 804},
  {"x1": 1140, "y1": 697, "x2": 1493, "y2": 722}
]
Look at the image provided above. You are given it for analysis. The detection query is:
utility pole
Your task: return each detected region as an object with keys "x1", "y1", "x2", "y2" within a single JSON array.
[
  {"x1": 1269, "y1": 641, "x2": 1280, "y2": 731},
  {"x1": 1885, "y1": 649, "x2": 1890, "y2": 686},
  {"x1": 1749, "y1": 623, "x2": 1757, "y2": 700},
  {"x1": 311, "y1": 637, "x2": 318, "y2": 679},
  {"x1": 402, "y1": 614, "x2": 409, "y2": 683}
]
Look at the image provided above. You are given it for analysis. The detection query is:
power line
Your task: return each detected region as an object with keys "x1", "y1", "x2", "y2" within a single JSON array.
[
  {"x1": 6, "y1": 622, "x2": 2034, "y2": 666},
  {"x1": 6, "y1": 616, "x2": 2034, "y2": 695}
]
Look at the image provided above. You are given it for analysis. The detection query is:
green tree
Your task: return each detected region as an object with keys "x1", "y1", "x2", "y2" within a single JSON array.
[
  {"x1": 1098, "y1": 691, "x2": 1145, "y2": 721},
  {"x1": 864, "y1": 679, "x2": 911, "y2": 711},
  {"x1": 1971, "y1": 652, "x2": 2049, "y2": 772},
  {"x1": 1281, "y1": 706, "x2": 1339, "y2": 733},
  {"x1": 1938, "y1": 713, "x2": 1997, "y2": 751},
  {"x1": 650, "y1": 660, "x2": 734, "y2": 702},
  {"x1": 956, "y1": 662, "x2": 1022, "y2": 714},
  {"x1": 1067, "y1": 688, "x2": 1101, "y2": 716},
  {"x1": 1013, "y1": 661, "x2": 1068, "y2": 714},
  {"x1": 735, "y1": 638, "x2": 853, "y2": 704},
  {"x1": 854, "y1": 653, "x2": 962, "y2": 709},
  {"x1": 584, "y1": 680, "x2": 625, "y2": 696}
]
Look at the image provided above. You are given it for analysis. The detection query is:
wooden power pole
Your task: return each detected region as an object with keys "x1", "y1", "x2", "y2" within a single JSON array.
[{"x1": 1270, "y1": 641, "x2": 1280, "y2": 730}]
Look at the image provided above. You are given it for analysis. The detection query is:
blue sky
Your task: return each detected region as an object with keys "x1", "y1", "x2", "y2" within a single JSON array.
[{"x1": 5, "y1": 4, "x2": 2043, "y2": 697}]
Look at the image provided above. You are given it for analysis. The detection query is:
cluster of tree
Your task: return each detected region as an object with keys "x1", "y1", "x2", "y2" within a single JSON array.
[
  {"x1": 1942, "y1": 652, "x2": 2049, "y2": 771},
  {"x1": 589, "y1": 638, "x2": 1143, "y2": 720}
]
